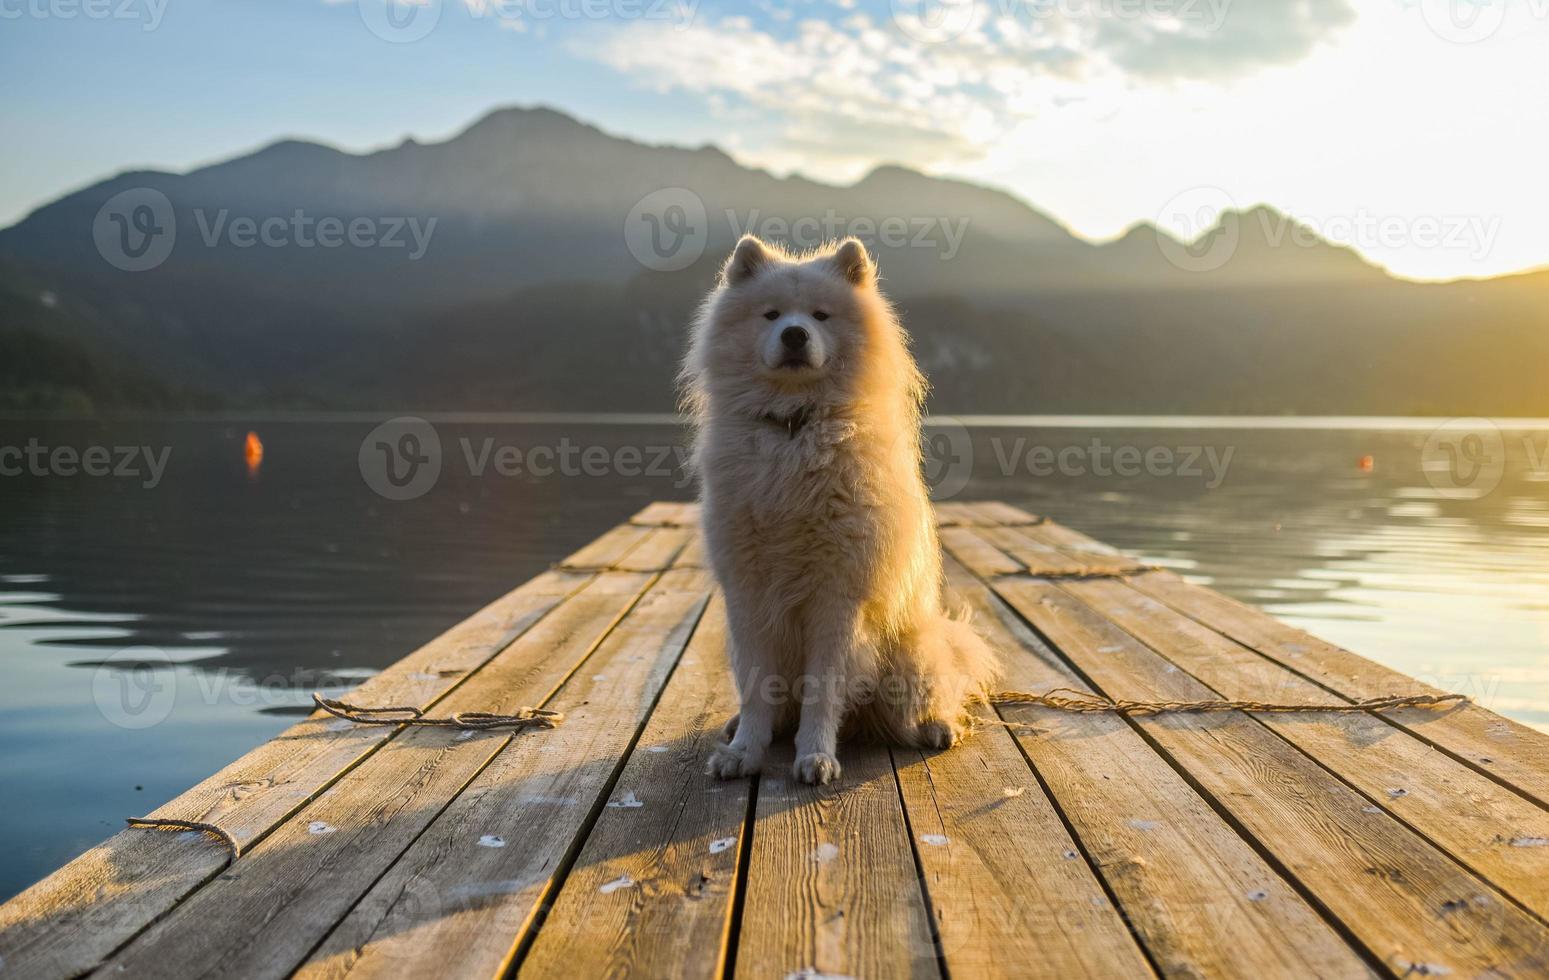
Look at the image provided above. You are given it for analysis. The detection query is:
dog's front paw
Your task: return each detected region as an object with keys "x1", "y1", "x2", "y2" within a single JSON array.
[
  {"x1": 793, "y1": 751, "x2": 841, "y2": 785},
  {"x1": 918, "y1": 719, "x2": 964, "y2": 750},
  {"x1": 707, "y1": 742, "x2": 761, "y2": 779}
]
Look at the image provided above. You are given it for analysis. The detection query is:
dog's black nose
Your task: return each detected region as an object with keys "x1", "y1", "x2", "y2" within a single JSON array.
[{"x1": 780, "y1": 326, "x2": 808, "y2": 351}]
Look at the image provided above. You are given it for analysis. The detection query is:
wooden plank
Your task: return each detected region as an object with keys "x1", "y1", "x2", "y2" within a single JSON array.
[
  {"x1": 938, "y1": 526, "x2": 1022, "y2": 578},
  {"x1": 942, "y1": 559, "x2": 1376, "y2": 979},
  {"x1": 892, "y1": 713, "x2": 1155, "y2": 978},
  {"x1": 1128, "y1": 570, "x2": 1549, "y2": 809},
  {"x1": 672, "y1": 530, "x2": 706, "y2": 569},
  {"x1": 933, "y1": 502, "x2": 982, "y2": 526},
  {"x1": 1065, "y1": 576, "x2": 1549, "y2": 923},
  {"x1": 963, "y1": 501, "x2": 1042, "y2": 526},
  {"x1": 630, "y1": 501, "x2": 696, "y2": 527},
  {"x1": 295, "y1": 581, "x2": 713, "y2": 979},
  {"x1": 560, "y1": 523, "x2": 654, "y2": 569},
  {"x1": 993, "y1": 575, "x2": 1549, "y2": 977},
  {"x1": 736, "y1": 742, "x2": 938, "y2": 979},
  {"x1": 97, "y1": 571, "x2": 662, "y2": 980},
  {"x1": 975, "y1": 526, "x2": 1151, "y2": 578},
  {"x1": 1025, "y1": 519, "x2": 1123, "y2": 556},
  {"x1": 517, "y1": 598, "x2": 746, "y2": 979},
  {"x1": 613, "y1": 526, "x2": 691, "y2": 572},
  {"x1": 0, "y1": 566, "x2": 592, "y2": 980}
]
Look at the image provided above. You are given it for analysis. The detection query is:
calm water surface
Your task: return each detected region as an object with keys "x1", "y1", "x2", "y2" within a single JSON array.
[{"x1": 2, "y1": 416, "x2": 1546, "y2": 898}]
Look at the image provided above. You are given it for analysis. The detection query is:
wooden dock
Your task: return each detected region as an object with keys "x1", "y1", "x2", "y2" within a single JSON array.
[{"x1": 4, "y1": 500, "x2": 1549, "y2": 979}]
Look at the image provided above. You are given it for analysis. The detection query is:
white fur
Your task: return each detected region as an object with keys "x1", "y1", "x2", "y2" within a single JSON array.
[{"x1": 681, "y1": 235, "x2": 1000, "y2": 785}]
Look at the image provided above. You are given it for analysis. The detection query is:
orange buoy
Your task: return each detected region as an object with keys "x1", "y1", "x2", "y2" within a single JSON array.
[
  {"x1": 245, "y1": 431, "x2": 264, "y2": 476},
  {"x1": 1357, "y1": 454, "x2": 1374, "y2": 473}
]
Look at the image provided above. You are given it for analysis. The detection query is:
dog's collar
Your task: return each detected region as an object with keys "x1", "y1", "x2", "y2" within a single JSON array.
[{"x1": 758, "y1": 405, "x2": 813, "y2": 439}]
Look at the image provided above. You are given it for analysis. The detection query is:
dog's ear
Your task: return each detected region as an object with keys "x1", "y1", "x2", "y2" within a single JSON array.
[
  {"x1": 829, "y1": 237, "x2": 875, "y2": 287},
  {"x1": 723, "y1": 235, "x2": 774, "y2": 286}
]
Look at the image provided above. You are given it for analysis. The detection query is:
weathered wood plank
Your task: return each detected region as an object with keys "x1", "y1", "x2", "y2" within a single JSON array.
[
  {"x1": 630, "y1": 501, "x2": 697, "y2": 527},
  {"x1": 613, "y1": 526, "x2": 691, "y2": 572},
  {"x1": 0, "y1": 566, "x2": 593, "y2": 980},
  {"x1": 294, "y1": 581, "x2": 713, "y2": 979},
  {"x1": 892, "y1": 712, "x2": 1155, "y2": 979},
  {"x1": 737, "y1": 742, "x2": 938, "y2": 979},
  {"x1": 560, "y1": 523, "x2": 655, "y2": 569},
  {"x1": 1024, "y1": 519, "x2": 1123, "y2": 555},
  {"x1": 517, "y1": 597, "x2": 745, "y2": 979},
  {"x1": 1064, "y1": 575, "x2": 1549, "y2": 923},
  {"x1": 938, "y1": 526, "x2": 1022, "y2": 578},
  {"x1": 1128, "y1": 569, "x2": 1549, "y2": 809},
  {"x1": 975, "y1": 526, "x2": 1150, "y2": 578},
  {"x1": 98, "y1": 571, "x2": 661, "y2": 980},
  {"x1": 942, "y1": 559, "x2": 1375, "y2": 979},
  {"x1": 993, "y1": 576, "x2": 1549, "y2": 977},
  {"x1": 963, "y1": 501, "x2": 1042, "y2": 526}
]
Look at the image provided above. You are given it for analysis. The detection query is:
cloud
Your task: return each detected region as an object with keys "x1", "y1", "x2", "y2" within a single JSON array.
[{"x1": 573, "y1": 1, "x2": 1356, "y2": 176}]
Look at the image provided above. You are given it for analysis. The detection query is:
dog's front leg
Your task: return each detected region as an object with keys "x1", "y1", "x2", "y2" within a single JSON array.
[
  {"x1": 708, "y1": 602, "x2": 779, "y2": 779},
  {"x1": 793, "y1": 600, "x2": 861, "y2": 785}
]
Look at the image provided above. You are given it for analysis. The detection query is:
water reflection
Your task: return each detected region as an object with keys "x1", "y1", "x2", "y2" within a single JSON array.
[{"x1": 0, "y1": 418, "x2": 1545, "y2": 897}]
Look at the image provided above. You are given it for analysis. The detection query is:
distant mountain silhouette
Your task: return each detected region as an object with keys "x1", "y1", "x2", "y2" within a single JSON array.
[{"x1": 2, "y1": 104, "x2": 1545, "y2": 415}]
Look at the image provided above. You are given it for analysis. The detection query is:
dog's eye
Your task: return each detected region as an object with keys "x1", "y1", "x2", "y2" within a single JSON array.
[
  {"x1": 763, "y1": 310, "x2": 780, "y2": 321},
  {"x1": 812, "y1": 311, "x2": 830, "y2": 321}
]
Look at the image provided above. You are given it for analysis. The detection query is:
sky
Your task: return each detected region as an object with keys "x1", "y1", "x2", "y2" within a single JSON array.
[{"x1": 1, "y1": 0, "x2": 1547, "y2": 281}]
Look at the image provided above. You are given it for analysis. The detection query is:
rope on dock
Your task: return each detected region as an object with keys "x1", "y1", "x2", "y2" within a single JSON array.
[
  {"x1": 311, "y1": 693, "x2": 564, "y2": 731},
  {"x1": 124, "y1": 818, "x2": 243, "y2": 861},
  {"x1": 1010, "y1": 563, "x2": 1163, "y2": 580},
  {"x1": 985, "y1": 687, "x2": 1470, "y2": 716}
]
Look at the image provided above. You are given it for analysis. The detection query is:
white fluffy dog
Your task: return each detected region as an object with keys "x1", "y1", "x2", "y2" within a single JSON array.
[{"x1": 681, "y1": 235, "x2": 999, "y2": 785}]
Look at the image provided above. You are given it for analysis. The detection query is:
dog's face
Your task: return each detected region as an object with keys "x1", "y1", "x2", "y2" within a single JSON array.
[{"x1": 698, "y1": 236, "x2": 878, "y2": 400}]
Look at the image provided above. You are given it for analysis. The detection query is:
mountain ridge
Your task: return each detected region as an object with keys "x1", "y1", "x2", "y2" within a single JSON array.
[{"x1": 1, "y1": 103, "x2": 1545, "y2": 415}]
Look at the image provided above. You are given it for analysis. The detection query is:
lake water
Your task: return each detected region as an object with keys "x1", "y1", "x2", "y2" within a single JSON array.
[{"x1": 2, "y1": 415, "x2": 1547, "y2": 899}]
